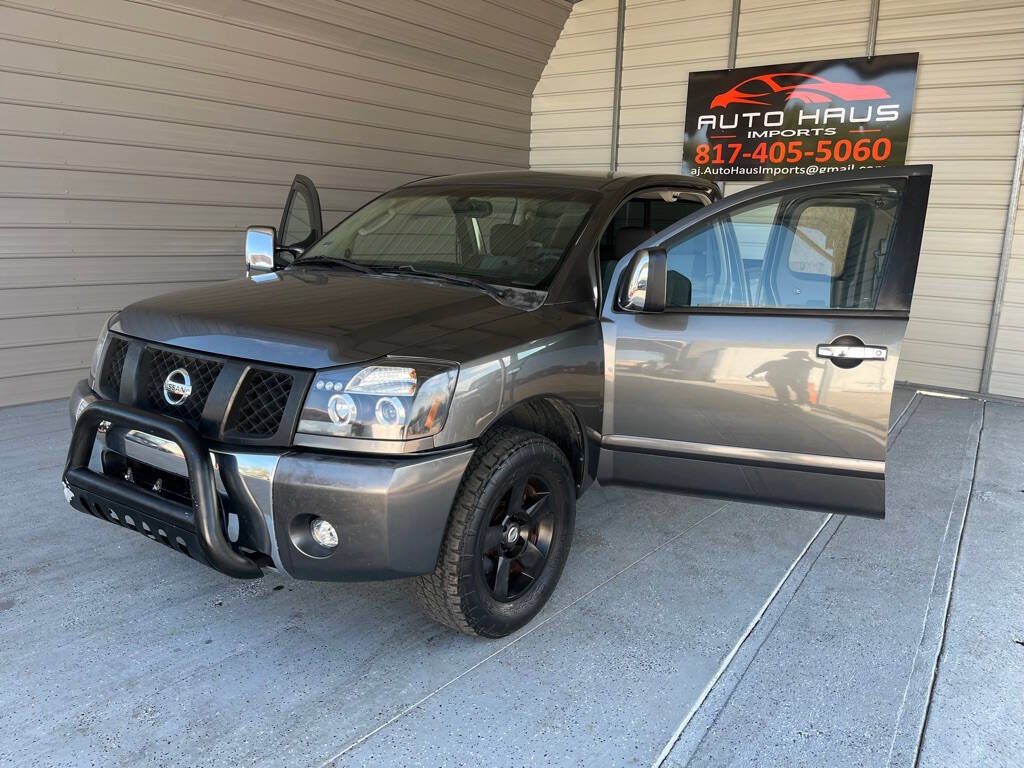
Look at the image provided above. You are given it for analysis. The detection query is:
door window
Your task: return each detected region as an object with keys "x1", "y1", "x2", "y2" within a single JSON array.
[
  {"x1": 661, "y1": 181, "x2": 903, "y2": 310},
  {"x1": 278, "y1": 175, "x2": 323, "y2": 254},
  {"x1": 281, "y1": 185, "x2": 315, "y2": 248}
]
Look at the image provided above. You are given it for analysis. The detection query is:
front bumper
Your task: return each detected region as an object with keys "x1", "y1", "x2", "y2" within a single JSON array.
[{"x1": 65, "y1": 380, "x2": 474, "y2": 581}]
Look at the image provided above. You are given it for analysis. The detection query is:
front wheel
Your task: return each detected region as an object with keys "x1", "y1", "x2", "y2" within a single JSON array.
[{"x1": 414, "y1": 427, "x2": 575, "y2": 638}]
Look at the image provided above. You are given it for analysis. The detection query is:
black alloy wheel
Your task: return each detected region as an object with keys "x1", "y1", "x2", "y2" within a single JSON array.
[{"x1": 478, "y1": 473, "x2": 555, "y2": 602}]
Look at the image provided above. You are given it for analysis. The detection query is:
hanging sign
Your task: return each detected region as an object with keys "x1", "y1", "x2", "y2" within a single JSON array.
[{"x1": 681, "y1": 53, "x2": 919, "y2": 181}]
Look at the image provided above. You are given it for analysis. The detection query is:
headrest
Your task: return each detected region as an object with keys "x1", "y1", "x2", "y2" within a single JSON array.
[
  {"x1": 536, "y1": 200, "x2": 571, "y2": 219},
  {"x1": 614, "y1": 226, "x2": 655, "y2": 260},
  {"x1": 490, "y1": 223, "x2": 529, "y2": 260}
]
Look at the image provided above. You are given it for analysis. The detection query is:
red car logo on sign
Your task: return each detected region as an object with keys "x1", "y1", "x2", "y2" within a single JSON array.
[{"x1": 710, "y1": 72, "x2": 891, "y2": 108}]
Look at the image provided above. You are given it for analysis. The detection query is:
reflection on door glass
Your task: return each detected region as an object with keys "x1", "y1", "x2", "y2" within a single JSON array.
[{"x1": 660, "y1": 182, "x2": 903, "y2": 310}]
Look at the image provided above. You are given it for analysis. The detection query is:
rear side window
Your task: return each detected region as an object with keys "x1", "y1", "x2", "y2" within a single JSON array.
[{"x1": 660, "y1": 181, "x2": 904, "y2": 310}]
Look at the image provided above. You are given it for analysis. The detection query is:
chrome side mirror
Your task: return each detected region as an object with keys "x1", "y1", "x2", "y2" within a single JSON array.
[
  {"x1": 620, "y1": 248, "x2": 666, "y2": 312},
  {"x1": 245, "y1": 226, "x2": 277, "y2": 274}
]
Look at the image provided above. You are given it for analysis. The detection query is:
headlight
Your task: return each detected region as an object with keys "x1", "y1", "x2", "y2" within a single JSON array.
[
  {"x1": 297, "y1": 360, "x2": 458, "y2": 440},
  {"x1": 88, "y1": 312, "x2": 119, "y2": 385}
]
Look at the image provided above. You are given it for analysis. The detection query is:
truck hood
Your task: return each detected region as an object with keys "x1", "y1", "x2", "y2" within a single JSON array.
[{"x1": 115, "y1": 269, "x2": 532, "y2": 369}]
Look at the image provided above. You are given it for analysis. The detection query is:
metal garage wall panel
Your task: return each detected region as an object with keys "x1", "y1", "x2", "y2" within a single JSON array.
[
  {"x1": 531, "y1": 0, "x2": 1024, "y2": 394},
  {"x1": 0, "y1": 63, "x2": 530, "y2": 154},
  {"x1": 0, "y1": 0, "x2": 570, "y2": 406},
  {"x1": 529, "y1": 1, "x2": 618, "y2": 171},
  {"x1": 93, "y1": 0, "x2": 543, "y2": 91},
  {"x1": 1, "y1": 102, "x2": 523, "y2": 175},
  {"x1": 876, "y1": 0, "x2": 1024, "y2": 391},
  {"x1": 989, "y1": 187, "x2": 1024, "y2": 396},
  {"x1": 0, "y1": 313, "x2": 113, "y2": 352},
  {"x1": 0, "y1": 5, "x2": 534, "y2": 120},
  {"x1": 736, "y1": 0, "x2": 873, "y2": 62},
  {"x1": 616, "y1": 0, "x2": 731, "y2": 174},
  {"x1": 7, "y1": 256, "x2": 239, "y2": 291}
]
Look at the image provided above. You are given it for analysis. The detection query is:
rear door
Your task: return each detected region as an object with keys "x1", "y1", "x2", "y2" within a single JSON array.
[{"x1": 599, "y1": 166, "x2": 931, "y2": 517}]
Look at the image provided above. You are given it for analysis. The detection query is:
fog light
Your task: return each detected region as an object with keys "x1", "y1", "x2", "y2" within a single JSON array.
[{"x1": 310, "y1": 517, "x2": 338, "y2": 549}]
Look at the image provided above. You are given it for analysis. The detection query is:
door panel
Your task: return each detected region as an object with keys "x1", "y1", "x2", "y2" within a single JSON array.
[
  {"x1": 599, "y1": 166, "x2": 931, "y2": 518},
  {"x1": 601, "y1": 312, "x2": 904, "y2": 515}
]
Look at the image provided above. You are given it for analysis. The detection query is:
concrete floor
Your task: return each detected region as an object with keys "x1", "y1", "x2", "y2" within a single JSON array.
[{"x1": 0, "y1": 388, "x2": 1021, "y2": 767}]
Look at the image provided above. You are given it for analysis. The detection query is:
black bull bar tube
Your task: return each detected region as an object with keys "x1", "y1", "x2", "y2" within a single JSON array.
[{"x1": 63, "y1": 400, "x2": 262, "y2": 579}]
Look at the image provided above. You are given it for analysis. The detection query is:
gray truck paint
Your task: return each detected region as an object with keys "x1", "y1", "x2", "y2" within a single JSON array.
[{"x1": 67, "y1": 167, "x2": 930, "y2": 583}]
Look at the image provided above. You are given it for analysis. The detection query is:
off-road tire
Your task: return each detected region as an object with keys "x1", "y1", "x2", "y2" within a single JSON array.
[{"x1": 413, "y1": 427, "x2": 575, "y2": 638}]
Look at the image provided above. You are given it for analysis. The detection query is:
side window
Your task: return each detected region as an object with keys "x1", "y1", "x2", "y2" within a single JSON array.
[
  {"x1": 664, "y1": 222, "x2": 736, "y2": 307},
  {"x1": 280, "y1": 186, "x2": 314, "y2": 248},
  {"x1": 279, "y1": 176, "x2": 323, "y2": 255},
  {"x1": 732, "y1": 205, "x2": 775, "y2": 303},
  {"x1": 661, "y1": 181, "x2": 903, "y2": 310}
]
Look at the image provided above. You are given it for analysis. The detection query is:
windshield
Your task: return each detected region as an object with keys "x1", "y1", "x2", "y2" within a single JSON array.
[{"x1": 294, "y1": 186, "x2": 597, "y2": 288}]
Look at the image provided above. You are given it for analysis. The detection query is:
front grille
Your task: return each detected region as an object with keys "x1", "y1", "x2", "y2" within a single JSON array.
[
  {"x1": 101, "y1": 338, "x2": 129, "y2": 397},
  {"x1": 225, "y1": 370, "x2": 293, "y2": 437},
  {"x1": 96, "y1": 334, "x2": 307, "y2": 444},
  {"x1": 141, "y1": 347, "x2": 223, "y2": 424}
]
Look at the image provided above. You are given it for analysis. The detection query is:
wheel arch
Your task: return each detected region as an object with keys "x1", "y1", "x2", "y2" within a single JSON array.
[{"x1": 481, "y1": 395, "x2": 591, "y2": 496}]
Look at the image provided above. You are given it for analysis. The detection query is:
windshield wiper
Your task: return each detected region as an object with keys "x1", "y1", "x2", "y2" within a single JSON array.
[
  {"x1": 379, "y1": 265, "x2": 510, "y2": 299},
  {"x1": 290, "y1": 255, "x2": 377, "y2": 274}
]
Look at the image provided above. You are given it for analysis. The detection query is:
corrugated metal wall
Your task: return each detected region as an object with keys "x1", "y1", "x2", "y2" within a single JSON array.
[
  {"x1": 977, "y1": 10, "x2": 1024, "y2": 397},
  {"x1": 877, "y1": 0, "x2": 1024, "y2": 391},
  {"x1": 531, "y1": 0, "x2": 619, "y2": 170},
  {"x1": 0, "y1": 0, "x2": 571, "y2": 406},
  {"x1": 531, "y1": 0, "x2": 1024, "y2": 397},
  {"x1": 994, "y1": 181, "x2": 1024, "y2": 396}
]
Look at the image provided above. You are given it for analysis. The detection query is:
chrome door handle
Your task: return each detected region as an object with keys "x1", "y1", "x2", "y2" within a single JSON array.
[{"x1": 816, "y1": 344, "x2": 887, "y2": 361}]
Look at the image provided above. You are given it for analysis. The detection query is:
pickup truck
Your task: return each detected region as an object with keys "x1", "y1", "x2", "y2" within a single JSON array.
[{"x1": 63, "y1": 166, "x2": 931, "y2": 637}]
